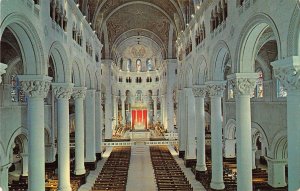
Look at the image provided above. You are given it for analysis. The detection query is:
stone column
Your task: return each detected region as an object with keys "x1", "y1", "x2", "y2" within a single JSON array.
[
  {"x1": 20, "y1": 153, "x2": 28, "y2": 176},
  {"x1": 252, "y1": 146, "x2": 257, "y2": 169},
  {"x1": 0, "y1": 163, "x2": 11, "y2": 191},
  {"x1": 113, "y1": 95, "x2": 118, "y2": 129},
  {"x1": 85, "y1": 89, "x2": 96, "y2": 169},
  {"x1": 121, "y1": 95, "x2": 126, "y2": 124},
  {"x1": 206, "y1": 81, "x2": 226, "y2": 190},
  {"x1": 178, "y1": 89, "x2": 186, "y2": 158},
  {"x1": 0, "y1": 62, "x2": 7, "y2": 84},
  {"x1": 95, "y1": 91, "x2": 103, "y2": 160},
  {"x1": 72, "y1": 87, "x2": 86, "y2": 175},
  {"x1": 167, "y1": 89, "x2": 174, "y2": 132},
  {"x1": 184, "y1": 87, "x2": 196, "y2": 167},
  {"x1": 266, "y1": 158, "x2": 287, "y2": 188},
  {"x1": 272, "y1": 56, "x2": 300, "y2": 191},
  {"x1": 105, "y1": 92, "x2": 113, "y2": 140},
  {"x1": 19, "y1": 75, "x2": 51, "y2": 191},
  {"x1": 161, "y1": 94, "x2": 165, "y2": 124},
  {"x1": 192, "y1": 85, "x2": 207, "y2": 172},
  {"x1": 153, "y1": 96, "x2": 157, "y2": 121},
  {"x1": 52, "y1": 83, "x2": 73, "y2": 191},
  {"x1": 228, "y1": 73, "x2": 258, "y2": 191}
]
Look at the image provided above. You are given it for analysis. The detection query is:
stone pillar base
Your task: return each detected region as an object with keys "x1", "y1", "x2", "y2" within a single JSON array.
[
  {"x1": 179, "y1": 151, "x2": 185, "y2": 159},
  {"x1": 96, "y1": 153, "x2": 102, "y2": 161},
  {"x1": 184, "y1": 159, "x2": 196, "y2": 168},
  {"x1": 71, "y1": 173, "x2": 87, "y2": 185},
  {"x1": 210, "y1": 181, "x2": 225, "y2": 190},
  {"x1": 195, "y1": 170, "x2": 206, "y2": 181},
  {"x1": 85, "y1": 161, "x2": 97, "y2": 171}
]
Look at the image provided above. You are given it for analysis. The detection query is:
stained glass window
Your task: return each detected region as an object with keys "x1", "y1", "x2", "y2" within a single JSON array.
[
  {"x1": 277, "y1": 80, "x2": 287, "y2": 97},
  {"x1": 255, "y1": 69, "x2": 264, "y2": 98},
  {"x1": 10, "y1": 75, "x2": 26, "y2": 103}
]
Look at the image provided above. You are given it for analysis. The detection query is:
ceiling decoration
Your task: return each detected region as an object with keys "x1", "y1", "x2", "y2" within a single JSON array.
[{"x1": 79, "y1": 0, "x2": 194, "y2": 60}]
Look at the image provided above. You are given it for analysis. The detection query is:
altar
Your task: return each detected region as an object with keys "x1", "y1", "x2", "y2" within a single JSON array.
[{"x1": 128, "y1": 130, "x2": 151, "y2": 140}]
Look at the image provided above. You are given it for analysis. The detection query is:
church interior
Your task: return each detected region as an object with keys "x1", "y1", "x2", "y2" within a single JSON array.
[{"x1": 0, "y1": 0, "x2": 300, "y2": 191}]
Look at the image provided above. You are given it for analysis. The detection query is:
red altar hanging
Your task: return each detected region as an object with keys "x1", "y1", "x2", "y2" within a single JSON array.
[{"x1": 131, "y1": 109, "x2": 147, "y2": 129}]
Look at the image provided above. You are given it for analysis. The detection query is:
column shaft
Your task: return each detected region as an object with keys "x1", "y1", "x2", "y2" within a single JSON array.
[
  {"x1": 85, "y1": 90, "x2": 96, "y2": 162},
  {"x1": 287, "y1": 91, "x2": 300, "y2": 191},
  {"x1": 74, "y1": 97, "x2": 85, "y2": 175},
  {"x1": 195, "y1": 96, "x2": 207, "y2": 171},
  {"x1": 210, "y1": 96, "x2": 224, "y2": 189},
  {"x1": 185, "y1": 88, "x2": 196, "y2": 160},
  {"x1": 57, "y1": 98, "x2": 71, "y2": 191},
  {"x1": 28, "y1": 97, "x2": 46, "y2": 191},
  {"x1": 236, "y1": 95, "x2": 252, "y2": 191},
  {"x1": 95, "y1": 91, "x2": 102, "y2": 157}
]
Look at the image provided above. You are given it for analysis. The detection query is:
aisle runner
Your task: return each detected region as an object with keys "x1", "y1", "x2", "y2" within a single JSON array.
[{"x1": 126, "y1": 145, "x2": 157, "y2": 191}]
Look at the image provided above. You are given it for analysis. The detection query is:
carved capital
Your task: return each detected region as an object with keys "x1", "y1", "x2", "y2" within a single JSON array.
[
  {"x1": 52, "y1": 83, "x2": 74, "y2": 99},
  {"x1": 227, "y1": 73, "x2": 258, "y2": 96},
  {"x1": 205, "y1": 81, "x2": 226, "y2": 97},
  {"x1": 18, "y1": 75, "x2": 52, "y2": 98},
  {"x1": 192, "y1": 85, "x2": 207, "y2": 97},
  {"x1": 271, "y1": 57, "x2": 300, "y2": 91},
  {"x1": 72, "y1": 87, "x2": 87, "y2": 99}
]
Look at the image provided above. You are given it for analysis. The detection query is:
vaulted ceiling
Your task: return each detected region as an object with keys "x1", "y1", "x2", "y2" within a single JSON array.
[{"x1": 76, "y1": 0, "x2": 195, "y2": 60}]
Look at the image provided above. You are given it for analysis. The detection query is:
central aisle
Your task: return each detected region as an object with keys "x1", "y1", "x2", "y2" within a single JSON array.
[{"x1": 126, "y1": 144, "x2": 157, "y2": 191}]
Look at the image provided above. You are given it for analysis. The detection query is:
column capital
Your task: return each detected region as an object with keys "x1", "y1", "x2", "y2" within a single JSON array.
[
  {"x1": 192, "y1": 85, "x2": 207, "y2": 97},
  {"x1": 271, "y1": 56, "x2": 300, "y2": 91},
  {"x1": 18, "y1": 75, "x2": 52, "y2": 98},
  {"x1": 205, "y1": 81, "x2": 226, "y2": 97},
  {"x1": 72, "y1": 87, "x2": 87, "y2": 99},
  {"x1": 0, "y1": 62, "x2": 7, "y2": 84},
  {"x1": 227, "y1": 73, "x2": 258, "y2": 96},
  {"x1": 52, "y1": 83, "x2": 74, "y2": 99}
]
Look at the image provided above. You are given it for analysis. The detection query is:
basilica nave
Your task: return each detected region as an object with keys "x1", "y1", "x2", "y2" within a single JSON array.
[{"x1": 0, "y1": 0, "x2": 300, "y2": 191}]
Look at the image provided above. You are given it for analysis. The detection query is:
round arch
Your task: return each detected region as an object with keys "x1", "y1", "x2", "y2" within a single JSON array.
[
  {"x1": 184, "y1": 64, "x2": 193, "y2": 88},
  {"x1": 235, "y1": 13, "x2": 282, "y2": 73},
  {"x1": 193, "y1": 55, "x2": 207, "y2": 85},
  {"x1": 85, "y1": 65, "x2": 96, "y2": 89},
  {"x1": 210, "y1": 40, "x2": 231, "y2": 81},
  {"x1": 224, "y1": 119, "x2": 236, "y2": 140},
  {"x1": 49, "y1": 41, "x2": 70, "y2": 83},
  {"x1": 71, "y1": 59, "x2": 84, "y2": 87},
  {"x1": 6, "y1": 127, "x2": 28, "y2": 157},
  {"x1": 251, "y1": 122, "x2": 269, "y2": 150},
  {"x1": 269, "y1": 130, "x2": 287, "y2": 160},
  {"x1": 0, "y1": 13, "x2": 45, "y2": 75}
]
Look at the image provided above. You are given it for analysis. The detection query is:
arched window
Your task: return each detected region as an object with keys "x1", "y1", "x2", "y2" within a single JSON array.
[
  {"x1": 136, "y1": 59, "x2": 141, "y2": 72},
  {"x1": 127, "y1": 59, "x2": 132, "y2": 71},
  {"x1": 120, "y1": 58, "x2": 123, "y2": 70},
  {"x1": 146, "y1": 58, "x2": 152, "y2": 71},
  {"x1": 255, "y1": 68, "x2": 264, "y2": 98},
  {"x1": 277, "y1": 80, "x2": 287, "y2": 97}
]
